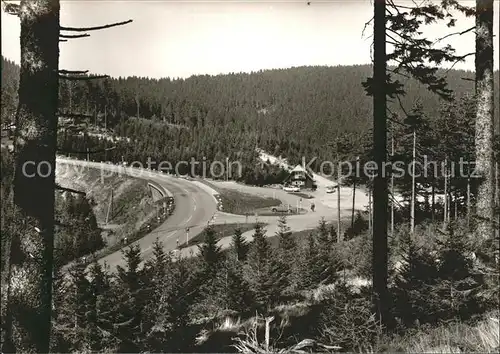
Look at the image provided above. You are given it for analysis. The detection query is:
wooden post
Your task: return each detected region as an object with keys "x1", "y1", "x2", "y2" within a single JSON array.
[{"x1": 265, "y1": 316, "x2": 275, "y2": 352}]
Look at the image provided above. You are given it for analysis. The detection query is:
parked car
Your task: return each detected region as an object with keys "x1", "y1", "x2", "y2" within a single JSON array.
[
  {"x1": 283, "y1": 185, "x2": 300, "y2": 193},
  {"x1": 271, "y1": 204, "x2": 292, "y2": 213},
  {"x1": 326, "y1": 185, "x2": 337, "y2": 193}
]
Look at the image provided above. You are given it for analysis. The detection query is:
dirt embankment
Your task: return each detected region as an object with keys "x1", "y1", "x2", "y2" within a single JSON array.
[{"x1": 56, "y1": 163, "x2": 157, "y2": 245}]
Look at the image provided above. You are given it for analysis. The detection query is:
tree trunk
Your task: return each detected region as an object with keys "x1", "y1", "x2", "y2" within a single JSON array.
[
  {"x1": 352, "y1": 157, "x2": 358, "y2": 231},
  {"x1": 11, "y1": 1, "x2": 60, "y2": 352},
  {"x1": 410, "y1": 129, "x2": 416, "y2": 235},
  {"x1": 337, "y1": 155, "x2": 341, "y2": 240},
  {"x1": 372, "y1": 0, "x2": 390, "y2": 326},
  {"x1": 391, "y1": 137, "x2": 395, "y2": 239},
  {"x1": 474, "y1": 0, "x2": 495, "y2": 240},
  {"x1": 444, "y1": 157, "x2": 448, "y2": 229},
  {"x1": 467, "y1": 177, "x2": 471, "y2": 229},
  {"x1": 431, "y1": 181, "x2": 435, "y2": 222}
]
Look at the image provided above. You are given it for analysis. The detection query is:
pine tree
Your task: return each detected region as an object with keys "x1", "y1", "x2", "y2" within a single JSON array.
[
  {"x1": 225, "y1": 258, "x2": 253, "y2": 314},
  {"x1": 244, "y1": 223, "x2": 279, "y2": 310},
  {"x1": 114, "y1": 245, "x2": 146, "y2": 353},
  {"x1": 87, "y1": 260, "x2": 115, "y2": 352},
  {"x1": 299, "y1": 232, "x2": 322, "y2": 290},
  {"x1": 198, "y1": 226, "x2": 223, "y2": 279},
  {"x1": 156, "y1": 258, "x2": 199, "y2": 352},
  {"x1": 231, "y1": 227, "x2": 249, "y2": 262},
  {"x1": 344, "y1": 211, "x2": 369, "y2": 240},
  {"x1": 316, "y1": 218, "x2": 340, "y2": 285},
  {"x1": 393, "y1": 239, "x2": 441, "y2": 325},
  {"x1": 276, "y1": 215, "x2": 297, "y2": 294}
]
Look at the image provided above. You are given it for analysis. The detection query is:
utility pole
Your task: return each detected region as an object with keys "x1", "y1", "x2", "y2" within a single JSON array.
[
  {"x1": 86, "y1": 147, "x2": 90, "y2": 162},
  {"x1": 105, "y1": 189, "x2": 113, "y2": 225},
  {"x1": 186, "y1": 227, "x2": 190, "y2": 246},
  {"x1": 410, "y1": 129, "x2": 416, "y2": 235}
]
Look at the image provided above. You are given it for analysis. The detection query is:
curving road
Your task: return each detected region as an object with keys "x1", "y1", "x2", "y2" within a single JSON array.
[
  {"x1": 57, "y1": 158, "x2": 220, "y2": 270},
  {"x1": 57, "y1": 157, "x2": 368, "y2": 270}
]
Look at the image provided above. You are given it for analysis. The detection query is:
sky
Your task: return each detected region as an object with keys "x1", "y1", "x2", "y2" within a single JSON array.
[{"x1": 1, "y1": 0, "x2": 499, "y2": 79}]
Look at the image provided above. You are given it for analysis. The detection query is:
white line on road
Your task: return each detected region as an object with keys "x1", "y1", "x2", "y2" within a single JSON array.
[{"x1": 141, "y1": 231, "x2": 176, "y2": 254}]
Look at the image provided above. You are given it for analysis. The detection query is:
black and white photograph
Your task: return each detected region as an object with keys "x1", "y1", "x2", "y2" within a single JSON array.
[{"x1": 0, "y1": 0, "x2": 499, "y2": 352}]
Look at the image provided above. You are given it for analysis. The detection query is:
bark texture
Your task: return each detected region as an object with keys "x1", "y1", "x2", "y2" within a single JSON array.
[
  {"x1": 10, "y1": 0, "x2": 60, "y2": 352},
  {"x1": 474, "y1": 0, "x2": 495, "y2": 240}
]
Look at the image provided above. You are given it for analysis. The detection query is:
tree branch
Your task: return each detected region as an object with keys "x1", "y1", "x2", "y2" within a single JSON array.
[
  {"x1": 55, "y1": 184, "x2": 86, "y2": 196},
  {"x1": 361, "y1": 16, "x2": 374, "y2": 38},
  {"x1": 434, "y1": 26, "x2": 475, "y2": 44},
  {"x1": 59, "y1": 69, "x2": 89, "y2": 75},
  {"x1": 445, "y1": 52, "x2": 474, "y2": 73},
  {"x1": 60, "y1": 19, "x2": 132, "y2": 32},
  {"x1": 1, "y1": 0, "x2": 19, "y2": 16},
  {"x1": 60, "y1": 33, "x2": 90, "y2": 39},
  {"x1": 59, "y1": 74, "x2": 109, "y2": 81}
]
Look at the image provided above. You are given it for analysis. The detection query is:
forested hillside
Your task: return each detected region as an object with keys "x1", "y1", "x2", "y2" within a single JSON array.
[{"x1": 2, "y1": 56, "x2": 499, "y2": 173}]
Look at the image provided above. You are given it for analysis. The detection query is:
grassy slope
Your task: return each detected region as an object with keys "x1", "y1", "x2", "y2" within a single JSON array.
[{"x1": 200, "y1": 180, "x2": 281, "y2": 215}]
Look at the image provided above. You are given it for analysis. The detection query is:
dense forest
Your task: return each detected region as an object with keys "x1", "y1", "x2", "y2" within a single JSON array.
[
  {"x1": 2, "y1": 56, "x2": 499, "y2": 172},
  {"x1": 3, "y1": 56, "x2": 499, "y2": 219}
]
